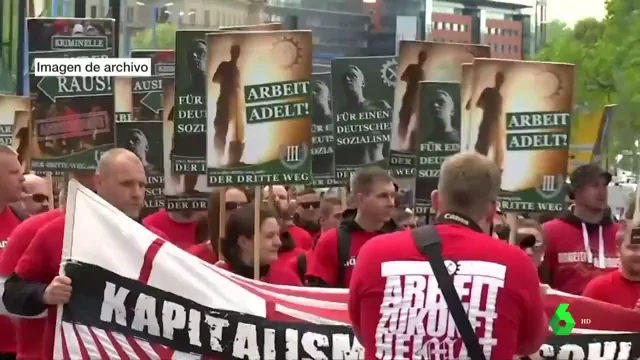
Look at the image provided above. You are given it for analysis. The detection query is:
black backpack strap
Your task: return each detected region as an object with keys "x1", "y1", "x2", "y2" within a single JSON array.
[
  {"x1": 336, "y1": 224, "x2": 351, "y2": 287},
  {"x1": 411, "y1": 225, "x2": 487, "y2": 360},
  {"x1": 296, "y1": 253, "x2": 307, "y2": 281}
]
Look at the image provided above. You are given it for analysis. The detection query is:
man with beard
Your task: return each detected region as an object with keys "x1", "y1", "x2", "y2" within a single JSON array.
[
  {"x1": 583, "y1": 194, "x2": 640, "y2": 308},
  {"x1": 397, "y1": 50, "x2": 426, "y2": 150},
  {"x1": 2, "y1": 149, "x2": 167, "y2": 360},
  {"x1": 188, "y1": 38, "x2": 207, "y2": 93},
  {"x1": 337, "y1": 65, "x2": 390, "y2": 166},
  {"x1": 212, "y1": 44, "x2": 241, "y2": 162},
  {"x1": 540, "y1": 164, "x2": 619, "y2": 295},
  {"x1": 288, "y1": 196, "x2": 345, "y2": 281},
  {"x1": 20, "y1": 174, "x2": 50, "y2": 215},
  {"x1": 293, "y1": 189, "x2": 322, "y2": 241}
]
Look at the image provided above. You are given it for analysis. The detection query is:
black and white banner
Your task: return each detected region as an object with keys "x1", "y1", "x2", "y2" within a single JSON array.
[{"x1": 54, "y1": 181, "x2": 640, "y2": 359}]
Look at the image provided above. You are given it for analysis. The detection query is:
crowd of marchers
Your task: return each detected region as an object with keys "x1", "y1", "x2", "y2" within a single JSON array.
[{"x1": 0, "y1": 144, "x2": 635, "y2": 359}]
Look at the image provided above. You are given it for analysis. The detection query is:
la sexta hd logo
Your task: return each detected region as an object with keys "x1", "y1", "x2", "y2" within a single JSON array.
[{"x1": 550, "y1": 303, "x2": 577, "y2": 335}]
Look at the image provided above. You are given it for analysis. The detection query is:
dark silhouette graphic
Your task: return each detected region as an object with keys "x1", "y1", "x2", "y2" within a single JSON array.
[
  {"x1": 339, "y1": 65, "x2": 391, "y2": 165},
  {"x1": 398, "y1": 50, "x2": 427, "y2": 151},
  {"x1": 212, "y1": 44, "x2": 241, "y2": 165},
  {"x1": 188, "y1": 39, "x2": 207, "y2": 93},
  {"x1": 183, "y1": 175, "x2": 200, "y2": 194},
  {"x1": 15, "y1": 127, "x2": 30, "y2": 166},
  {"x1": 167, "y1": 106, "x2": 176, "y2": 158},
  {"x1": 312, "y1": 80, "x2": 332, "y2": 126},
  {"x1": 167, "y1": 103, "x2": 201, "y2": 196},
  {"x1": 466, "y1": 72, "x2": 505, "y2": 167}
]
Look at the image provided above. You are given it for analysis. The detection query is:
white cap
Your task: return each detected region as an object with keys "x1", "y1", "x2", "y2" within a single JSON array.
[{"x1": 72, "y1": 24, "x2": 84, "y2": 34}]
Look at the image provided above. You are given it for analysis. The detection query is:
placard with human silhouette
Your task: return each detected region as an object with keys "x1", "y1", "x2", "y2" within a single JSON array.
[
  {"x1": 330, "y1": 56, "x2": 396, "y2": 184},
  {"x1": 173, "y1": 23, "x2": 283, "y2": 206},
  {"x1": 389, "y1": 41, "x2": 490, "y2": 179},
  {"x1": 205, "y1": 30, "x2": 313, "y2": 186},
  {"x1": 310, "y1": 72, "x2": 337, "y2": 187},
  {"x1": 414, "y1": 81, "x2": 461, "y2": 215},
  {"x1": 462, "y1": 58, "x2": 575, "y2": 212}
]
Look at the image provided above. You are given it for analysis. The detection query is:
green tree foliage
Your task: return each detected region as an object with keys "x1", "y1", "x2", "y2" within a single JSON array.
[
  {"x1": 131, "y1": 23, "x2": 177, "y2": 50},
  {"x1": 536, "y1": 18, "x2": 609, "y2": 110},
  {"x1": 536, "y1": 0, "x2": 640, "y2": 161},
  {"x1": 598, "y1": 0, "x2": 640, "y2": 156}
]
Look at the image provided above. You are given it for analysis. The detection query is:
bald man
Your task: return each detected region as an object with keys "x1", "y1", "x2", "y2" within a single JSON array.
[
  {"x1": 0, "y1": 146, "x2": 25, "y2": 358},
  {"x1": 3, "y1": 148, "x2": 162, "y2": 360},
  {"x1": 263, "y1": 185, "x2": 288, "y2": 212},
  {"x1": 94, "y1": 148, "x2": 146, "y2": 218},
  {"x1": 21, "y1": 174, "x2": 50, "y2": 215}
]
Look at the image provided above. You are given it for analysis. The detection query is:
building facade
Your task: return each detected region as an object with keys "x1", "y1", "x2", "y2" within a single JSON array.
[
  {"x1": 262, "y1": 0, "x2": 370, "y2": 71},
  {"x1": 84, "y1": 0, "x2": 258, "y2": 54},
  {"x1": 86, "y1": 0, "x2": 254, "y2": 28},
  {"x1": 366, "y1": 0, "x2": 533, "y2": 60},
  {"x1": 0, "y1": 0, "x2": 24, "y2": 94}
]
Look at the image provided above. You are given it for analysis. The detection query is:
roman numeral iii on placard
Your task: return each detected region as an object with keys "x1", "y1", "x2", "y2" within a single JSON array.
[
  {"x1": 542, "y1": 175, "x2": 556, "y2": 192},
  {"x1": 285, "y1": 145, "x2": 300, "y2": 162}
]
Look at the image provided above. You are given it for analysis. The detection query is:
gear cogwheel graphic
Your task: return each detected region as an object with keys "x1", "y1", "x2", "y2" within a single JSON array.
[
  {"x1": 443, "y1": 260, "x2": 458, "y2": 275},
  {"x1": 535, "y1": 70, "x2": 563, "y2": 99},
  {"x1": 271, "y1": 36, "x2": 302, "y2": 69},
  {"x1": 380, "y1": 58, "x2": 398, "y2": 87}
]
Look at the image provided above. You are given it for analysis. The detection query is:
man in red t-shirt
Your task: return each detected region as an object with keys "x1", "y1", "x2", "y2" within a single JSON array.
[
  {"x1": 349, "y1": 152, "x2": 546, "y2": 360},
  {"x1": 0, "y1": 208, "x2": 62, "y2": 359},
  {"x1": 0, "y1": 170, "x2": 96, "y2": 359},
  {"x1": 287, "y1": 196, "x2": 344, "y2": 281},
  {"x1": 2, "y1": 148, "x2": 157, "y2": 359},
  {"x1": 0, "y1": 146, "x2": 26, "y2": 358},
  {"x1": 143, "y1": 209, "x2": 206, "y2": 250},
  {"x1": 540, "y1": 164, "x2": 619, "y2": 295},
  {"x1": 293, "y1": 188, "x2": 322, "y2": 240},
  {"x1": 306, "y1": 166, "x2": 397, "y2": 288},
  {"x1": 583, "y1": 195, "x2": 640, "y2": 308}
]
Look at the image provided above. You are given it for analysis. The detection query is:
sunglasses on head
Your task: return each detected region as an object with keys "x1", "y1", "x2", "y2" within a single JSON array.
[
  {"x1": 517, "y1": 234, "x2": 538, "y2": 249},
  {"x1": 225, "y1": 201, "x2": 245, "y2": 211},
  {"x1": 29, "y1": 193, "x2": 49, "y2": 203},
  {"x1": 299, "y1": 201, "x2": 320, "y2": 209}
]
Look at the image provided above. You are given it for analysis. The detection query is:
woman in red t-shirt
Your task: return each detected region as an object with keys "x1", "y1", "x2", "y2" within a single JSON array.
[
  {"x1": 266, "y1": 197, "x2": 306, "y2": 266},
  {"x1": 217, "y1": 202, "x2": 302, "y2": 286},
  {"x1": 189, "y1": 187, "x2": 248, "y2": 263}
]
